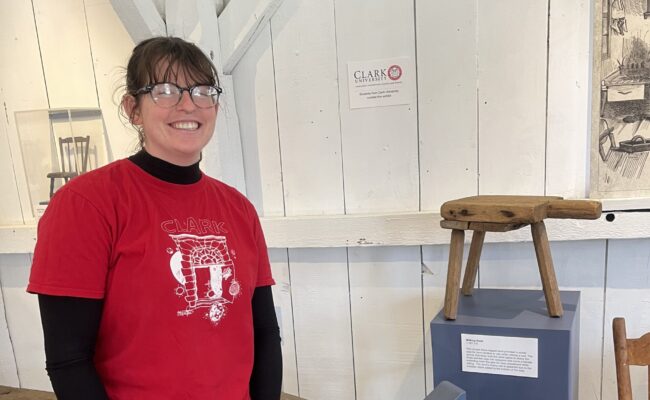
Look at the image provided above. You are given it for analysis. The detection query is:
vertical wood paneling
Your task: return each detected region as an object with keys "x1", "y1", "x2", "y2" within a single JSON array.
[
  {"x1": 422, "y1": 245, "x2": 448, "y2": 394},
  {"x1": 289, "y1": 248, "x2": 354, "y2": 399},
  {"x1": 33, "y1": 0, "x2": 98, "y2": 108},
  {"x1": 232, "y1": 25, "x2": 285, "y2": 215},
  {"x1": 0, "y1": 0, "x2": 49, "y2": 225},
  {"x1": 348, "y1": 247, "x2": 424, "y2": 400},
  {"x1": 479, "y1": 239, "x2": 607, "y2": 400},
  {"x1": 545, "y1": 0, "x2": 591, "y2": 198},
  {"x1": 84, "y1": 0, "x2": 136, "y2": 159},
  {"x1": 0, "y1": 96, "x2": 24, "y2": 225},
  {"x1": 269, "y1": 249, "x2": 299, "y2": 395},
  {"x1": 271, "y1": 0, "x2": 344, "y2": 216},
  {"x1": 477, "y1": 0, "x2": 548, "y2": 195},
  {"x1": 0, "y1": 255, "x2": 50, "y2": 391},
  {"x1": 602, "y1": 239, "x2": 650, "y2": 400},
  {"x1": 0, "y1": 268, "x2": 20, "y2": 387},
  {"x1": 417, "y1": 0, "x2": 478, "y2": 211},
  {"x1": 270, "y1": 1, "x2": 353, "y2": 398},
  {"x1": 335, "y1": 5, "x2": 418, "y2": 214},
  {"x1": 333, "y1": 2, "x2": 423, "y2": 399}
]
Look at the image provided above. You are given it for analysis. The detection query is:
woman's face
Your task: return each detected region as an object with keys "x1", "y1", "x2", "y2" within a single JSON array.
[{"x1": 126, "y1": 69, "x2": 218, "y2": 166}]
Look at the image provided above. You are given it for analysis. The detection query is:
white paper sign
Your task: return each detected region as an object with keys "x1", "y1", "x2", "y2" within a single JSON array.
[
  {"x1": 461, "y1": 334, "x2": 538, "y2": 378},
  {"x1": 347, "y1": 57, "x2": 414, "y2": 109}
]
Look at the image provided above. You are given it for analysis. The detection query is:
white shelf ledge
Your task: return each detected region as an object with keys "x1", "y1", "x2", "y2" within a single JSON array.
[{"x1": 2, "y1": 210, "x2": 649, "y2": 254}]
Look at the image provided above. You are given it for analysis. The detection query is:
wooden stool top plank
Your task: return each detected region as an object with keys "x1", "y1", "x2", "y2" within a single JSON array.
[{"x1": 441, "y1": 195, "x2": 601, "y2": 224}]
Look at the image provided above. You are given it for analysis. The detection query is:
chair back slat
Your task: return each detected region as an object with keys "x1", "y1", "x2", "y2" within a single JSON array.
[
  {"x1": 58, "y1": 136, "x2": 90, "y2": 173},
  {"x1": 627, "y1": 333, "x2": 650, "y2": 366},
  {"x1": 613, "y1": 317, "x2": 650, "y2": 400}
]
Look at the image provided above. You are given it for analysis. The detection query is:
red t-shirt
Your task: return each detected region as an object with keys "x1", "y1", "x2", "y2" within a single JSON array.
[{"x1": 28, "y1": 159, "x2": 275, "y2": 400}]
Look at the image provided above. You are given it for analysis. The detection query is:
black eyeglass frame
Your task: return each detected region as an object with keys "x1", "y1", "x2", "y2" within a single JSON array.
[{"x1": 134, "y1": 82, "x2": 223, "y2": 108}]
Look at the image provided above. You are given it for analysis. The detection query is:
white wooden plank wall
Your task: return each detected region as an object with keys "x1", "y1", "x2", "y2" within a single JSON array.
[
  {"x1": 348, "y1": 246, "x2": 424, "y2": 400},
  {"x1": 545, "y1": 0, "x2": 591, "y2": 198},
  {"x1": 417, "y1": 0, "x2": 478, "y2": 211},
  {"x1": 0, "y1": 0, "x2": 49, "y2": 225},
  {"x1": 0, "y1": 269, "x2": 19, "y2": 387},
  {"x1": 268, "y1": 249, "x2": 299, "y2": 395},
  {"x1": 477, "y1": 0, "x2": 548, "y2": 195},
  {"x1": 421, "y1": 244, "x2": 450, "y2": 394},
  {"x1": 0, "y1": 254, "x2": 48, "y2": 390},
  {"x1": 33, "y1": 0, "x2": 98, "y2": 109},
  {"x1": 2, "y1": 0, "x2": 100, "y2": 391},
  {"x1": 333, "y1": 2, "x2": 423, "y2": 400},
  {"x1": 270, "y1": 0, "x2": 344, "y2": 216},
  {"x1": 84, "y1": 0, "x2": 136, "y2": 160},
  {"x1": 270, "y1": 1, "x2": 353, "y2": 399},
  {"x1": 602, "y1": 239, "x2": 650, "y2": 400},
  {"x1": 0, "y1": 0, "x2": 53, "y2": 392}
]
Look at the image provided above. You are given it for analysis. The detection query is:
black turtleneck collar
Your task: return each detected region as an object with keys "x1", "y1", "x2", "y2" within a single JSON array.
[{"x1": 128, "y1": 150, "x2": 201, "y2": 184}]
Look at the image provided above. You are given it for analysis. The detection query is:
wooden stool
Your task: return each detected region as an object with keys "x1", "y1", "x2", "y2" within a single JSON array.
[{"x1": 440, "y1": 195, "x2": 601, "y2": 320}]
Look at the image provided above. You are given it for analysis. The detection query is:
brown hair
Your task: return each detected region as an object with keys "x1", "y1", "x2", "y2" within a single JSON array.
[{"x1": 121, "y1": 36, "x2": 220, "y2": 148}]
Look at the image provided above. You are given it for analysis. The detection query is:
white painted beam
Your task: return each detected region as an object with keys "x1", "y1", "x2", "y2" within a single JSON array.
[
  {"x1": 166, "y1": 0, "x2": 220, "y2": 62},
  {"x1": 109, "y1": 0, "x2": 166, "y2": 43},
  {"x1": 165, "y1": 0, "x2": 246, "y2": 193},
  {"x1": 260, "y1": 211, "x2": 647, "y2": 248},
  {"x1": 3, "y1": 210, "x2": 649, "y2": 253},
  {"x1": 218, "y1": 0, "x2": 283, "y2": 74}
]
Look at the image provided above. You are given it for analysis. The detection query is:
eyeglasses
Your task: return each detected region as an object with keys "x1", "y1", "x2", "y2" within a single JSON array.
[{"x1": 135, "y1": 82, "x2": 223, "y2": 109}]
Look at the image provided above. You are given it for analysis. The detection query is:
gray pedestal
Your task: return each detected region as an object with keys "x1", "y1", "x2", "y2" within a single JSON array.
[{"x1": 431, "y1": 288, "x2": 580, "y2": 400}]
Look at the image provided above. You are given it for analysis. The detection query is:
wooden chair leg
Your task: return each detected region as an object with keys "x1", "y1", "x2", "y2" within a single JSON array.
[
  {"x1": 444, "y1": 229, "x2": 465, "y2": 320},
  {"x1": 461, "y1": 230, "x2": 485, "y2": 296},
  {"x1": 48, "y1": 178, "x2": 55, "y2": 199},
  {"x1": 531, "y1": 221, "x2": 563, "y2": 317}
]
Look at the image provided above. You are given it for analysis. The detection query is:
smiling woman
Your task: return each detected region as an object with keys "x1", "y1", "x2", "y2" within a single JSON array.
[
  {"x1": 27, "y1": 36, "x2": 282, "y2": 400},
  {"x1": 121, "y1": 37, "x2": 222, "y2": 165}
]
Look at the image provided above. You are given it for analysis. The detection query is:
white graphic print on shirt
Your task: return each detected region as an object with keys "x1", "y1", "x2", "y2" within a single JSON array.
[{"x1": 167, "y1": 233, "x2": 240, "y2": 324}]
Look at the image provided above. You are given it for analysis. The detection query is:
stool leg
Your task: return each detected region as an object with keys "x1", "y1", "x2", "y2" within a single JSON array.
[
  {"x1": 444, "y1": 229, "x2": 465, "y2": 320},
  {"x1": 531, "y1": 221, "x2": 563, "y2": 317},
  {"x1": 462, "y1": 230, "x2": 486, "y2": 296}
]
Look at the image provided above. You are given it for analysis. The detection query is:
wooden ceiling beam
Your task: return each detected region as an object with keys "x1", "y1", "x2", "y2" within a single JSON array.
[
  {"x1": 218, "y1": 0, "x2": 283, "y2": 74},
  {"x1": 109, "y1": 0, "x2": 166, "y2": 42}
]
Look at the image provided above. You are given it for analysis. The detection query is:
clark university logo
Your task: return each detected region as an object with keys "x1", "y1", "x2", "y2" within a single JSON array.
[
  {"x1": 387, "y1": 64, "x2": 402, "y2": 81},
  {"x1": 166, "y1": 233, "x2": 240, "y2": 325}
]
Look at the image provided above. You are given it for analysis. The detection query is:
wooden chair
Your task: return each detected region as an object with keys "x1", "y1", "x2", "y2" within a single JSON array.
[
  {"x1": 440, "y1": 195, "x2": 601, "y2": 320},
  {"x1": 46, "y1": 135, "x2": 90, "y2": 199},
  {"x1": 613, "y1": 317, "x2": 650, "y2": 400}
]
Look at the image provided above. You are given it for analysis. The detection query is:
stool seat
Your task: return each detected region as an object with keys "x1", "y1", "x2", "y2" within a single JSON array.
[
  {"x1": 439, "y1": 195, "x2": 601, "y2": 320},
  {"x1": 441, "y1": 195, "x2": 601, "y2": 224}
]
